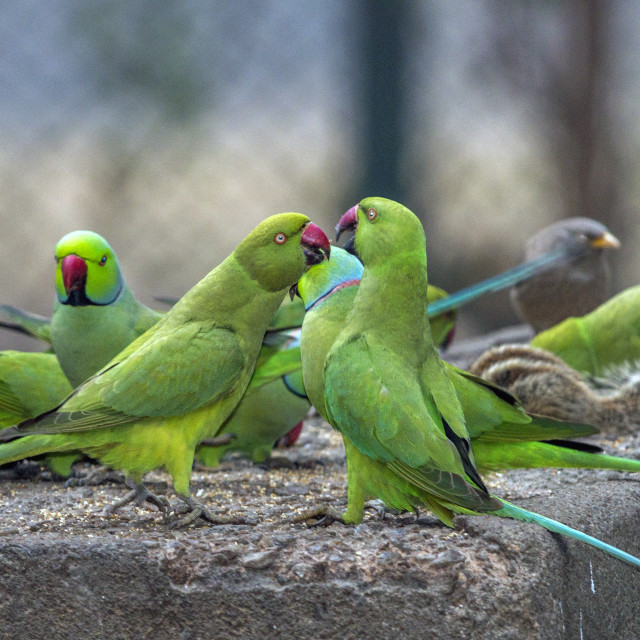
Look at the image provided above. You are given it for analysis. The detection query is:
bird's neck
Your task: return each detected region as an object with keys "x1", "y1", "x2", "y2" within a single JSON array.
[
  {"x1": 170, "y1": 255, "x2": 285, "y2": 338},
  {"x1": 351, "y1": 255, "x2": 435, "y2": 363}
]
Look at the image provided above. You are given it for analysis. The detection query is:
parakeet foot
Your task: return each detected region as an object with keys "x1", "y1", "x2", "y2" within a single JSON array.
[
  {"x1": 66, "y1": 465, "x2": 125, "y2": 487},
  {"x1": 257, "y1": 456, "x2": 295, "y2": 470},
  {"x1": 104, "y1": 481, "x2": 170, "y2": 517},
  {"x1": 168, "y1": 496, "x2": 251, "y2": 529},
  {"x1": 199, "y1": 434, "x2": 237, "y2": 448},
  {"x1": 0, "y1": 460, "x2": 42, "y2": 481},
  {"x1": 364, "y1": 500, "x2": 389, "y2": 520},
  {"x1": 291, "y1": 505, "x2": 346, "y2": 527}
]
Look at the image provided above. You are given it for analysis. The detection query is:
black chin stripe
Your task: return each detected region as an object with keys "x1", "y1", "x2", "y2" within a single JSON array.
[{"x1": 63, "y1": 288, "x2": 120, "y2": 307}]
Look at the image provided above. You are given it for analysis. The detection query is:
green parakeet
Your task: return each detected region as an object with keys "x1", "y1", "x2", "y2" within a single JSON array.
[
  {"x1": 297, "y1": 245, "x2": 640, "y2": 474},
  {"x1": 530, "y1": 285, "x2": 640, "y2": 376},
  {"x1": 0, "y1": 230, "x2": 164, "y2": 476},
  {"x1": 297, "y1": 197, "x2": 640, "y2": 568},
  {"x1": 0, "y1": 230, "x2": 163, "y2": 387},
  {"x1": 0, "y1": 214, "x2": 331, "y2": 526}
]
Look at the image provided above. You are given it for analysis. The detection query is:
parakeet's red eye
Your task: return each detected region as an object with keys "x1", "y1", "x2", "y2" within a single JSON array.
[
  {"x1": 274, "y1": 232, "x2": 288, "y2": 245},
  {"x1": 367, "y1": 208, "x2": 378, "y2": 221},
  {"x1": 99, "y1": 255, "x2": 107, "y2": 265}
]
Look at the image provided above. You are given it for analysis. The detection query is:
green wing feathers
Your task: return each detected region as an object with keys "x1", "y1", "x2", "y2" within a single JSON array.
[{"x1": 0, "y1": 352, "x2": 72, "y2": 426}]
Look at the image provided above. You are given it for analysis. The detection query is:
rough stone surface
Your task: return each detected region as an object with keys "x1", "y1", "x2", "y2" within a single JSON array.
[{"x1": 1, "y1": 414, "x2": 640, "y2": 640}]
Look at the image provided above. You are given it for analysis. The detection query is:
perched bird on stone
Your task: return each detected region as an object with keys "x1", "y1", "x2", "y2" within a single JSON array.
[
  {"x1": 510, "y1": 218, "x2": 620, "y2": 333},
  {"x1": 0, "y1": 230, "x2": 163, "y2": 477},
  {"x1": 295, "y1": 197, "x2": 640, "y2": 569},
  {"x1": 1, "y1": 234, "x2": 310, "y2": 472},
  {"x1": 297, "y1": 245, "x2": 640, "y2": 475},
  {"x1": 0, "y1": 214, "x2": 331, "y2": 527}
]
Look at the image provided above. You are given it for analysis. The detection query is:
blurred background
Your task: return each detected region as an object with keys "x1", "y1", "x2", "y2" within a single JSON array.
[{"x1": 1, "y1": 0, "x2": 639, "y2": 351}]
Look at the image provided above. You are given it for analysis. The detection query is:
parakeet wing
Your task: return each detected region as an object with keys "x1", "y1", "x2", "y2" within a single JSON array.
[
  {"x1": 324, "y1": 334, "x2": 489, "y2": 510},
  {"x1": 246, "y1": 347, "x2": 302, "y2": 392},
  {"x1": 0, "y1": 380, "x2": 28, "y2": 416},
  {"x1": 14, "y1": 322, "x2": 246, "y2": 434},
  {"x1": 450, "y1": 367, "x2": 597, "y2": 441}
]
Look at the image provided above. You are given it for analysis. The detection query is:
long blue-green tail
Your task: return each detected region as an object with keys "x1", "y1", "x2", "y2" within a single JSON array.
[
  {"x1": 496, "y1": 499, "x2": 640, "y2": 568},
  {"x1": 428, "y1": 248, "x2": 569, "y2": 317}
]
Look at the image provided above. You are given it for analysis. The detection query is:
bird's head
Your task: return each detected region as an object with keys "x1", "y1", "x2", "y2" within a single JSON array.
[
  {"x1": 527, "y1": 217, "x2": 620, "y2": 261},
  {"x1": 293, "y1": 246, "x2": 363, "y2": 310},
  {"x1": 336, "y1": 197, "x2": 426, "y2": 268},
  {"x1": 234, "y1": 213, "x2": 331, "y2": 292},
  {"x1": 54, "y1": 230, "x2": 124, "y2": 306}
]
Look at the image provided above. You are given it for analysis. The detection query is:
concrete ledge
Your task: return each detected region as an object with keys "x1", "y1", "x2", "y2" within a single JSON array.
[{"x1": 1, "y1": 422, "x2": 640, "y2": 640}]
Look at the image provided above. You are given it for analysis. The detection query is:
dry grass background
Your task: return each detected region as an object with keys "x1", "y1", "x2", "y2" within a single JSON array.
[{"x1": 2, "y1": 1, "x2": 640, "y2": 349}]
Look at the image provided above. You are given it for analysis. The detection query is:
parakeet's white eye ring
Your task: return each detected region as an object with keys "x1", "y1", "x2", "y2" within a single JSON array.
[
  {"x1": 99, "y1": 255, "x2": 107, "y2": 265},
  {"x1": 274, "y1": 232, "x2": 288, "y2": 245},
  {"x1": 367, "y1": 208, "x2": 378, "y2": 221}
]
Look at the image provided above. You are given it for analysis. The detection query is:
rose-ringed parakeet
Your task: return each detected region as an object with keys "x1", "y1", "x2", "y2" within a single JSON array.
[
  {"x1": 510, "y1": 218, "x2": 620, "y2": 332},
  {"x1": 530, "y1": 285, "x2": 640, "y2": 377},
  {"x1": 0, "y1": 230, "x2": 164, "y2": 477},
  {"x1": 0, "y1": 214, "x2": 331, "y2": 527},
  {"x1": 0, "y1": 230, "x2": 163, "y2": 387},
  {"x1": 1, "y1": 234, "x2": 308, "y2": 471},
  {"x1": 297, "y1": 246, "x2": 640, "y2": 474},
  {"x1": 297, "y1": 197, "x2": 640, "y2": 568}
]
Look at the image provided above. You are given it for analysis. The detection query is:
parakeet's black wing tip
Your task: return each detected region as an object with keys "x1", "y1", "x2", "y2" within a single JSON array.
[
  {"x1": 543, "y1": 439, "x2": 603, "y2": 454},
  {"x1": 442, "y1": 419, "x2": 490, "y2": 494}
]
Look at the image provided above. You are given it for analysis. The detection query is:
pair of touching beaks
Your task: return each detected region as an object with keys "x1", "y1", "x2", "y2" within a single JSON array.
[{"x1": 301, "y1": 204, "x2": 361, "y2": 266}]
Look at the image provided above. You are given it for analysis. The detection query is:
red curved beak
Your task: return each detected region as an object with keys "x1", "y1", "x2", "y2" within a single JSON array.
[
  {"x1": 61, "y1": 254, "x2": 88, "y2": 295},
  {"x1": 275, "y1": 420, "x2": 304, "y2": 448},
  {"x1": 336, "y1": 204, "x2": 359, "y2": 241},
  {"x1": 301, "y1": 222, "x2": 331, "y2": 266}
]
